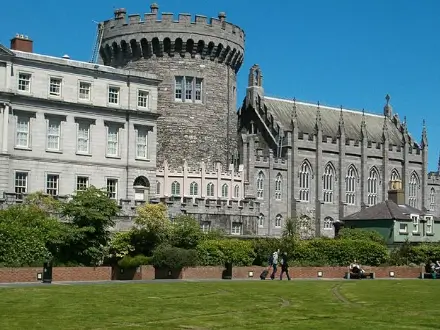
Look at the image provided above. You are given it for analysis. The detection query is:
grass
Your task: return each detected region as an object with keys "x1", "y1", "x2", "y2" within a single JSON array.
[{"x1": 0, "y1": 280, "x2": 439, "y2": 329}]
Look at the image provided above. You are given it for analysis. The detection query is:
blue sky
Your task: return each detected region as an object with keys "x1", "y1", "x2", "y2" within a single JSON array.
[{"x1": 2, "y1": 0, "x2": 440, "y2": 170}]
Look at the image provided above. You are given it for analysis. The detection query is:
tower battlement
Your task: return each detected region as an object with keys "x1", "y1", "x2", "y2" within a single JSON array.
[{"x1": 99, "y1": 4, "x2": 244, "y2": 72}]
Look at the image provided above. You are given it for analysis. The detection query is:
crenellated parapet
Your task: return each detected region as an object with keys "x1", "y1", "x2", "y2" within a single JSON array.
[{"x1": 99, "y1": 4, "x2": 245, "y2": 72}]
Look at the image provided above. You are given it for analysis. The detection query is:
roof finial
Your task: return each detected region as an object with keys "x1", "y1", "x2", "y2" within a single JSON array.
[
  {"x1": 362, "y1": 108, "x2": 365, "y2": 116},
  {"x1": 293, "y1": 97, "x2": 296, "y2": 106},
  {"x1": 317, "y1": 101, "x2": 320, "y2": 108},
  {"x1": 385, "y1": 94, "x2": 390, "y2": 105}
]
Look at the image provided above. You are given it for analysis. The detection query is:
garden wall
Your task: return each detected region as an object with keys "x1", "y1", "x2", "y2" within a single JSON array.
[{"x1": 0, "y1": 266, "x2": 422, "y2": 283}]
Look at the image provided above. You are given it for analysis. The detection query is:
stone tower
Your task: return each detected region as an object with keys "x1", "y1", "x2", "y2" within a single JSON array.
[{"x1": 99, "y1": 4, "x2": 245, "y2": 168}]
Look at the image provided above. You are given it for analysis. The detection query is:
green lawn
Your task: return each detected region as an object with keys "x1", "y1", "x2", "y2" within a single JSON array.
[{"x1": 0, "y1": 280, "x2": 438, "y2": 329}]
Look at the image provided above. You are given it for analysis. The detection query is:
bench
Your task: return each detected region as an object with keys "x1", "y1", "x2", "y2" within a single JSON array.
[
  {"x1": 345, "y1": 272, "x2": 375, "y2": 279},
  {"x1": 420, "y1": 272, "x2": 440, "y2": 279}
]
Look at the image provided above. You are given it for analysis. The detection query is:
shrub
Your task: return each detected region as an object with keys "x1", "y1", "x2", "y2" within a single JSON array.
[
  {"x1": 152, "y1": 244, "x2": 198, "y2": 269},
  {"x1": 337, "y1": 228, "x2": 386, "y2": 245},
  {"x1": 251, "y1": 238, "x2": 282, "y2": 266},
  {"x1": 197, "y1": 239, "x2": 256, "y2": 266},
  {"x1": 117, "y1": 255, "x2": 152, "y2": 269}
]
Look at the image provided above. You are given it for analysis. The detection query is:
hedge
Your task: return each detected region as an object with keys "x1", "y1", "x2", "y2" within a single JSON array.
[{"x1": 197, "y1": 239, "x2": 256, "y2": 266}]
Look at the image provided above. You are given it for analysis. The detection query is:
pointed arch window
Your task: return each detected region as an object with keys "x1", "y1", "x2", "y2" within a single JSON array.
[
  {"x1": 345, "y1": 165, "x2": 356, "y2": 205},
  {"x1": 190, "y1": 182, "x2": 198, "y2": 196},
  {"x1": 323, "y1": 163, "x2": 334, "y2": 203},
  {"x1": 323, "y1": 217, "x2": 333, "y2": 230},
  {"x1": 257, "y1": 171, "x2": 264, "y2": 199},
  {"x1": 234, "y1": 184, "x2": 240, "y2": 199},
  {"x1": 299, "y1": 161, "x2": 311, "y2": 202},
  {"x1": 367, "y1": 168, "x2": 379, "y2": 206},
  {"x1": 171, "y1": 181, "x2": 180, "y2": 196},
  {"x1": 390, "y1": 169, "x2": 400, "y2": 181},
  {"x1": 221, "y1": 183, "x2": 229, "y2": 198},
  {"x1": 258, "y1": 213, "x2": 264, "y2": 227},
  {"x1": 409, "y1": 172, "x2": 419, "y2": 208},
  {"x1": 206, "y1": 182, "x2": 214, "y2": 197},
  {"x1": 430, "y1": 188, "x2": 436, "y2": 211},
  {"x1": 275, "y1": 214, "x2": 282, "y2": 228},
  {"x1": 275, "y1": 173, "x2": 282, "y2": 200}
]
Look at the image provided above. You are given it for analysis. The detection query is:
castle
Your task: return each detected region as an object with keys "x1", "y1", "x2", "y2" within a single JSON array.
[{"x1": 0, "y1": 3, "x2": 438, "y2": 237}]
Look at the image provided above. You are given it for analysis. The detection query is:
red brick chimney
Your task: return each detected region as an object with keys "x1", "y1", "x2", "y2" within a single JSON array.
[{"x1": 10, "y1": 34, "x2": 33, "y2": 53}]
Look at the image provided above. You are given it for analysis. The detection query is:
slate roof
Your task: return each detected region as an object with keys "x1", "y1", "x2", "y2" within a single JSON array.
[
  {"x1": 342, "y1": 200, "x2": 431, "y2": 221},
  {"x1": 263, "y1": 96, "x2": 404, "y2": 146},
  {"x1": 0, "y1": 44, "x2": 15, "y2": 56}
]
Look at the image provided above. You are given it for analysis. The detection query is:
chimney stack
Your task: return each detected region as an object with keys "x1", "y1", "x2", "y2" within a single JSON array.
[
  {"x1": 10, "y1": 34, "x2": 33, "y2": 53},
  {"x1": 388, "y1": 179, "x2": 405, "y2": 205}
]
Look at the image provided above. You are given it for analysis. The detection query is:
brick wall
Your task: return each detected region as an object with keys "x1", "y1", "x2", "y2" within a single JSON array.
[{"x1": 0, "y1": 266, "x2": 422, "y2": 283}]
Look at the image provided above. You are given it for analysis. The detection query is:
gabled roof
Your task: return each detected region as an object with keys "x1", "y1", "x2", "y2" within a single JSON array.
[
  {"x1": 0, "y1": 44, "x2": 15, "y2": 56},
  {"x1": 263, "y1": 97, "x2": 404, "y2": 146},
  {"x1": 342, "y1": 200, "x2": 426, "y2": 221}
]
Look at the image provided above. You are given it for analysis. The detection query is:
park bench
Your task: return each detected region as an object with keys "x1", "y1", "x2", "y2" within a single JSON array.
[
  {"x1": 420, "y1": 272, "x2": 440, "y2": 279},
  {"x1": 345, "y1": 266, "x2": 375, "y2": 279}
]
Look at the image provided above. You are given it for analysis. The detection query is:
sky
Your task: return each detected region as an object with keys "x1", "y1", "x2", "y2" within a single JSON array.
[{"x1": 2, "y1": 0, "x2": 440, "y2": 170}]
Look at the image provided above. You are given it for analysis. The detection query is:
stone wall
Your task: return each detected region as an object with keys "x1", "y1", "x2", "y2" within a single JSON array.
[{"x1": 0, "y1": 266, "x2": 422, "y2": 283}]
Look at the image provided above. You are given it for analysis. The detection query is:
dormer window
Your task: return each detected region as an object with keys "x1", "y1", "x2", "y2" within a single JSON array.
[
  {"x1": 411, "y1": 214, "x2": 419, "y2": 234},
  {"x1": 425, "y1": 216, "x2": 434, "y2": 235}
]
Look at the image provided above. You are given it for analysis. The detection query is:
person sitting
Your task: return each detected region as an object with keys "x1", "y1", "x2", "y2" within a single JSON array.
[
  {"x1": 349, "y1": 259, "x2": 365, "y2": 275},
  {"x1": 435, "y1": 261, "x2": 440, "y2": 273}
]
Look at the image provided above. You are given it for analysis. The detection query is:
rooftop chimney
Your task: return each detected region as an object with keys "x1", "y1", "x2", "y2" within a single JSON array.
[
  {"x1": 10, "y1": 34, "x2": 33, "y2": 53},
  {"x1": 388, "y1": 179, "x2": 405, "y2": 205}
]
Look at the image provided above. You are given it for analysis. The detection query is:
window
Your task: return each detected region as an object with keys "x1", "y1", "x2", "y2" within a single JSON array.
[
  {"x1": 234, "y1": 184, "x2": 239, "y2": 199},
  {"x1": 107, "y1": 178, "x2": 118, "y2": 200},
  {"x1": 409, "y1": 173, "x2": 419, "y2": 208},
  {"x1": 16, "y1": 116, "x2": 30, "y2": 148},
  {"x1": 345, "y1": 165, "x2": 356, "y2": 205},
  {"x1": 77, "y1": 122, "x2": 90, "y2": 154},
  {"x1": 14, "y1": 172, "x2": 28, "y2": 195},
  {"x1": 323, "y1": 217, "x2": 333, "y2": 230},
  {"x1": 426, "y1": 216, "x2": 434, "y2": 234},
  {"x1": 231, "y1": 222, "x2": 242, "y2": 235},
  {"x1": 135, "y1": 127, "x2": 148, "y2": 159},
  {"x1": 430, "y1": 188, "x2": 436, "y2": 212},
  {"x1": 275, "y1": 214, "x2": 282, "y2": 228},
  {"x1": 138, "y1": 90, "x2": 149, "y2": 108},
  {"x1": 399, "y1": 223, "x2": 408, "y2": 234},
  {"x1": 46, "y1": 174, "x2": 59, "y2": 196},
  {"x1": 201, "y1": 221, "x2": 211, "y2": 233},
  {"x1": 79, "y1": 82, "x2": 91, "y2": 100},
  {"x1": 257, "y1": 171, "x2": 264, "y2": 199},
  {"x1": 171, "y1": 181, "x2": 180, "y2": 196},
  {"x1": 49, "y1": 77, "x2": 62, "y2": 97},
  {"x1": 323, "y1": 164, "x2": 334, "y2": 203},
  {"x1": 221, "y1": 183, "x2": 228, "y2": 198},
  {"x1": 367, "y1": 168, "x2": 379, "y2": 206},
  {"x1": 299, "y1": 161, "x2": 311, "y2": 202},
  {"x1": 106, "y1": 125, "x2": 119, "y2": 157},
  {"x1": 206, "y1": 182, "x2": 214, "y2": 197},
  {"x1": 18, "y1": 73, "x2": 31, "y2": 92},
  {"x1": 76, "y1": 176, "x2": 89, "y2": 191},
  {"x1": 47, "y1": 118, "x2": 61, "y2": 150},
  {"x1": 412, "y1": 215, "x2": 419, "y2": 233},
  {"x1": 190, "y1": 182, "x2": 198, "y2": 196},
  {"x1": 156, "y1": 182, "x2": 160, "y2": 195},
  {"x1": 258, "y1": 214, "x2": 264, "y2": 227},
  {"x1": 174, "y1": 76, "x2": 204, "y2": 103},
  {"x1": 275, "y1": 173, "x2": 282, "y2": 200},
  {"x1": 390, "y1": 169, "x2": 400, "y2": 182},
  {"x1": 108, "y1": 87, "x2": 120, "y2": 105}
]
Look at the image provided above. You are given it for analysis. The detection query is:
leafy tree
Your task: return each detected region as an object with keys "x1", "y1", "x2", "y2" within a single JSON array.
[
  {"x1": 108, "y1": 231, "x2": 135, "y2": 259},
  {"x1": 282, "y1": 215, "x2": 315, "y2": 240},
  {"x1": 61, "y1": 186, "x2": 119, "y2": 266},
  {"x1": 170, "y1": 215, "x2": 203, "y2": 249}
]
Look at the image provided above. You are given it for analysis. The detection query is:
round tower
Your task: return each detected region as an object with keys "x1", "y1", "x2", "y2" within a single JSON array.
[{"x1": 99, "y1": 4, "x2": 245, "y2": 168}]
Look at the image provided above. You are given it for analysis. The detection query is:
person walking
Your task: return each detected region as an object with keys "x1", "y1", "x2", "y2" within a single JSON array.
[
  {"x1": 279, "y1": 252, "x2": 291, "y2": 280},
  {"x1": 270, "y1": 249, "x2": 280, "y2": 280}
]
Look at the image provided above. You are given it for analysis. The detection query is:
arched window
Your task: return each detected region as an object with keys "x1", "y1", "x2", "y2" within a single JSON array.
[
  {"x1": 189, "y1": 182, "x2": 198, "y2": 196},
  {"x1": 171, "y1": 181, "x2": 180, "y2": 196},
  {"x1": 133, "y1": 176, "x2": 150, "y2": 201},
  {"x1": 345, "y1": 165, "x2": 357, "y2": 205},
  {"x1": 299, "y1": 161, "x2": 311, "y2": 202},
  {"x1": 275, "y1": 173, "x2": 282, "y2": 200},
  {"x1": 258, "y1": 213, "x2": 264, "y2": 227},
  {"x1": 275, "y1": 214, "x2": 282, "y2": 228},
  {"x1": 234, "y1": 184, "x2": 240, "y2": 199},
  {"x1": 367, "y1": 167, "x2": 379, "y2": 206},
  {"x1": 323, "y1": 216, "x2": 333, "y2": 230},
  {"x1": 390, "y1": 169, "x2": 400, "y2": 181},
  {"x1": 221, "y1": 183, "x2": 229, "y2": 198},
  {"x1": 206, "y1": 182, "x2": 214, "y2": 197},
  {"x1": 256, "y1": 171, "x2": 264, "y2": 199},
  {"x1": 156, "y1": 181, "x2": 160, "y2": 195},
  {"x1": 430, "y1": 188, "x2": 436, "y2": 212},
  {"x1": 323, "y1": 163, "x2": 334, "y2": 203},
  {"x1": 409, "y1": 172, "x2": 419, "y2": 208}
]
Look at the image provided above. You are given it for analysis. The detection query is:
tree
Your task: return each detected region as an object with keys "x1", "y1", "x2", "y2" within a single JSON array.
[
  {"x1": 170, "y1": 215, "x2": 203, "y2": 249},
  {"x1": 61, "y1": 186, "x2": 119, "y2": 266},
  {"x1": 282, "y1": 214, "x2": 315, "y2": 240}
]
